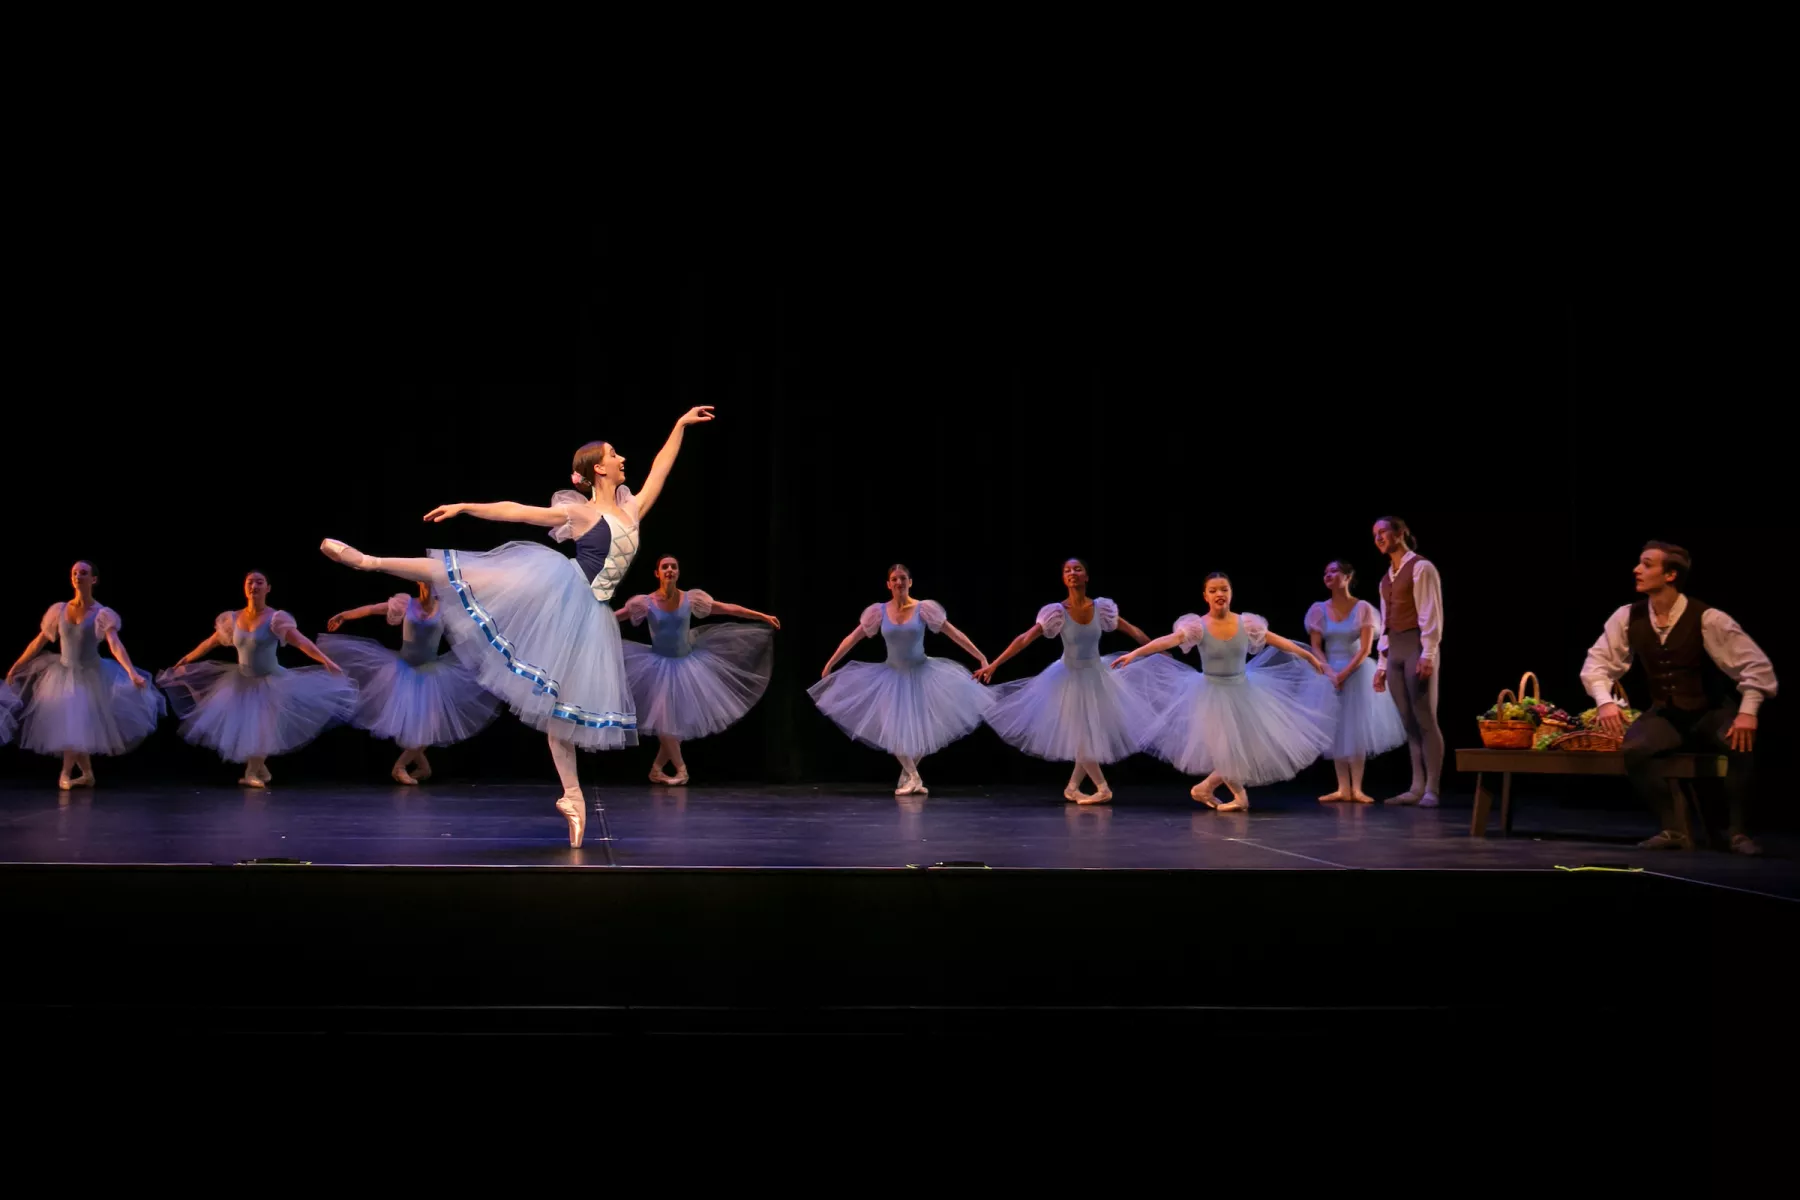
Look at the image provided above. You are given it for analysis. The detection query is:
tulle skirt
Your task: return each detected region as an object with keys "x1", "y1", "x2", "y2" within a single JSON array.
[
  {"x1": 1141, "y1": 650, "x2": 1334, "y2": 785},
  {"x1": 1311, "y1": 656, "x2": 1407, "y2": 760},
  {"x1": 809, "y1": 657, "x2": 994, "y2": 758},
  {"x1": 986, "y1": 651, "x2": 1193, "y2": 763},
  {"x1": 433, "y1": 541, "x2": 636, "y2": 750},
  {"x1": 317, "y1": 634, "x2": 502, "y2": 748},
  {"x1": 11, "y1": 657, "x2": 163, "y2": 755},
  {"x1": 622, "y1": 624, "x2": 774, "y2": 740},
  {"x1": 159, "y1": 663, "x2": 357, "y2": 762},
  {"x1": 0, "y1": 682, "x2": 20, "y2": 745}
]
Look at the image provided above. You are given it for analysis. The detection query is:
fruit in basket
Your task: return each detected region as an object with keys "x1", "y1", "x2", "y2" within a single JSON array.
[
  {"x1": 1534, "y1": 731, "x2": 1559, "y2": 750},
  {"x1": 1482, "y1": 701, "x2": 1531, "y2": 721}
]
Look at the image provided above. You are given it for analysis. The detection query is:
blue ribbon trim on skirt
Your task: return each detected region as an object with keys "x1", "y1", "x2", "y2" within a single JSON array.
[{"x1": 442, "y1": 549, "x2": 636, "y2": 731}]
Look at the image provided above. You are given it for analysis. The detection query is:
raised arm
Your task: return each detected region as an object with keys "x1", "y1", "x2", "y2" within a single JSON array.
[
  {"x1": 6, "y1": 633, "x2": 48, "y2": 686},
  {"x1": 103, "y1": 630, "x2": 149, "y2": 688},
  {"x1": 1115, "y1": 617, "x2": 1157, "y2": 647},
  {"x1": 973, "y1": 625, "x2": 1042, "y2": 683},
  {"x1": 821, "y1": 623, "x2": 871, "y2": 678},
  {"x1": 424, "y1": 501, "x2": 568, "y2": 528},
  {"x1": 280, "y1": 626, "x2": 344, "y2": 674},
  {"x1": 633, "y1": 406, "x2": 715, "y2": 521},
  {"x1": 706, "y1": 600, "x2": 781, "y2": 629},
  {"x1": 172, "y1": 631, "x2": 225, "y2": 669},
  {"x1": 1264, "y1": 631, "x2": 1326, "y2": 674},
  {"x1": 326, "y1": 602, "x2": 390, "y2": 632},
  {"x1": 936, "y1": 621, "x2": 989, "y2": 670},
  {"x1": 1112, "y1": 631, "x2": 1184, "y2": 668}
]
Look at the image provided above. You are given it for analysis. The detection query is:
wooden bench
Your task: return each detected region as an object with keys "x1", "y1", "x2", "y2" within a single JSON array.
[{"x1": 1455, "y1": 748, "x2": 1729, "y2": 838}]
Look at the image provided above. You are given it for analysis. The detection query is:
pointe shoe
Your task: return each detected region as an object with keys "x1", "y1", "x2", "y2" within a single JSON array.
[
  {"x1": 1319, "y1": 791, "x2": 1348, "y2": 804},
  {"x1": 1349, "y1": 792, "x2": 1376, "y2": 804},
  {"x1": 1191, "y1": 781, "x2": 1221, "y2": 808},
  {"x1": 1216, "y1": 790, "x2": 1250, "y2": 813},
  {"x1": 910, "y1": 775, "x2": 928, "y2": 795},
  {"x1": 238, "y1": 776, "x2": 267, "y2": 789},
  {"x1": 1418, "y1": 793, "x2": 1440, "y2": 809},
  {"x1": 1078, "y1": 787, "x2": 1113, "y2": 805},
  {"x1": 392, "y1": 766, "x2": 419, "y2": 785},
  {"x1": 57, "y1": 775, "x2": 72, "y2": 791},
  {"x1": 319, "y1": 539, "x2": 375, "y2": 570},
  {"x1": 1384, "y1": 791, "x2": 1422, "y2": 806},
  {"x1": 664, "y1": 770, "x2": 689, "y2": 786},
  {"x1": 69, "y1": 774, "x2": 94, "y2": 788},
  {"x1": 1063, "y1": 787, "x2": 1085, "y2": 803},
  {"x1": 555, "y1": 789, "x2": 587, "y2": 848},
  {"x1": 651, "y1": 769, "x2": 673, "y2": 784},
  {"x1": 411, "y1": 765, "x2": 432, "y2": 782}
]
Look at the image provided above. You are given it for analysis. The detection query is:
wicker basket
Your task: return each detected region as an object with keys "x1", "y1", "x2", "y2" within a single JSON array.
[
  {"x1": 1478, "y1": 671, "x2": 1544, "y2": 749},
  {"x1": 1551, "y1": 729, "x2": 1623, "y2": 752},
  {"x1": 1553, "y1": 681, "x2": 1631, "y2": 751}
]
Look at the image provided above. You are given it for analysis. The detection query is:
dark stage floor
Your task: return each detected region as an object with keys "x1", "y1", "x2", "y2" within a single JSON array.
[{"x1": 2, "y1": 778, "x2": 1795, "y2": 897}]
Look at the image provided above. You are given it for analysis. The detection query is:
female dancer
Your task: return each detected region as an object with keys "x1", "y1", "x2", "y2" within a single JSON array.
[
  {"x1": 318, "y1": 406, "x2": 714, "y2": 846},
  {"x1": 319, "y1": 582, "x2": 502, "y2": 784},
  {"x1": 1113, "y1": 572, "x2": 1331, "y2": 812},
  {"x1": 5, "y1": 561, "x2": 163, "y2": 789},
  {"x1": 616, "y1": 554, "x2": 779, "y2": 785},
  {"x1": 811, "y1": 563, "x2": 992, "y2": 796},
  {"x1": 159, "y1": 570, "x2": 355, "y2": 787},
  {"x1": 975, "y1": 558, "x2": 1191, "y2": 803},
  {"x1": 1307, "y1": 559, "x2": 1405, "y2": 804}
]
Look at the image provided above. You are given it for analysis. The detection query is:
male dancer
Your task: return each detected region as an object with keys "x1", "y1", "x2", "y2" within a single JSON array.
[
  {"x1": 1579, "y1": 541, "x2": 1776, "y2": 854},
  {"x1": 1373, "y1": 517, "x2": 1443, "y2": 806}
]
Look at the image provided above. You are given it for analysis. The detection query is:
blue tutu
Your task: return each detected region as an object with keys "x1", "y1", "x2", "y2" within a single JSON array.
[
  {"x1": 809, "y1": 600, "x2": 992, "y2": 758},
  {"x1": 1136, "y1": 613, "x2": 1333, "y2": 785},
  {"x1": 1303, "y1": 600, "x2": 1406, "y2": 760},
  {"x1": 0, "y1": 682, "x2": 19, "y2": 744},
  {"x1": 318, "y1": 592, "x2": 501, "y2": 748},
  {"x1": 986, "y1": 599, "x2": 1192, "y2": 763},
  {"x1": 158, "y1": 609, "x2": 357, "y2": 762},
  {"x1": 12, "y1": 603, "x2": 163, "y2": 756},
  {"x1": 619, "y1": 591, "x2": 774, "y2": 740}
]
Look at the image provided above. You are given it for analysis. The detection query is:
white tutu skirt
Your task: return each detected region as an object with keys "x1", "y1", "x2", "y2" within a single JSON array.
[
  {"x1": 622, "y1": 624, "x2": 774, "y2": 740},
  {"x1": 159, "y1": 663, "x2": 357, "y2": 762},
  {"x1": 0, "y1": 683, "x2": 20, "y2": 745},
  {"x1": 434, "y1": 541, "x2": 637, "y2": 750},
  {"x1": 11, "y1": 658, "x2": 163, "y2": 755},
  {"x1": 808, "y1": 658, "x2": 994, "y2": 758},
  {"x1": 1311, "y1": 656, "x2": 1407, "y2": 759},
  {"x1": 987, "y1": 651, "x2": 1193, "y2": 763},
  {"x1": 1142, "y1": 650, "x2": 1334, "y2": 785},
  {"x1": 317, "y1": 633, "x2": 502, "y2": 748}
]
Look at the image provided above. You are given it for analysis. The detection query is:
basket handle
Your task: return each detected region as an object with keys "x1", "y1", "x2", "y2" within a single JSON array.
[
  {"x1": 1516, "y1": 672, "x2": 1541, "y2": 704},
  {"x1": 1493, "y1": 687, "x2": 1518, "y2": 712},
  {"x1": 1609, "y1": 679, "x2": 1629, "y2": 707}
]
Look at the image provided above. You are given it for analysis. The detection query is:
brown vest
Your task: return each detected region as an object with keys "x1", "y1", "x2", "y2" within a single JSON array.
[
  {"x1": 1627, "y1": 596, "x2": 1728, "y2": 712},
  {"x1": 1379, "y1": 557, "x2": 1421, "y2": 634}
]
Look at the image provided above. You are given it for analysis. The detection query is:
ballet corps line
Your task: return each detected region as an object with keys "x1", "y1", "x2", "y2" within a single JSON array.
[
  {"x1": 5, "y1": 410, "x2": 1769, "y2": 852},
  {"x1": 0, "y1": 406, "x2": 1444, "y2": 844}
]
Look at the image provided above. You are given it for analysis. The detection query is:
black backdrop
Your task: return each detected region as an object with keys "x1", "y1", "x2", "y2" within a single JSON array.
[{"x1": 3, "y1": 215, "x2": 1787, "y2": 821}]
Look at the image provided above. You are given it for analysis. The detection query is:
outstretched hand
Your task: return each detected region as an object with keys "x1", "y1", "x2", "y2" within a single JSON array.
[
  {"x1": 1111, "y1": 652, "x2": 1137, "y2": 670},
  {"x1": 323, "y1": 659, "x2": 344, "y2": 676},
  {"x1": 326, "y1": 614, "x2": 346, "y2": 632},
  {"x1": 973, "y1": 663, "x2": 997, "y2": 684},
  {"x1": 423, "y1": 503, "x2": 466, "y2": 523},
  {"x1": 678, "y1": 406, "x2": 716, "y2": 427},
  {"x1": 765, "y1": 614, "x2": 782, "y2": 630},
  {"x1": 130, "y1": 670, "x2": 147, "y2": 689}
]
